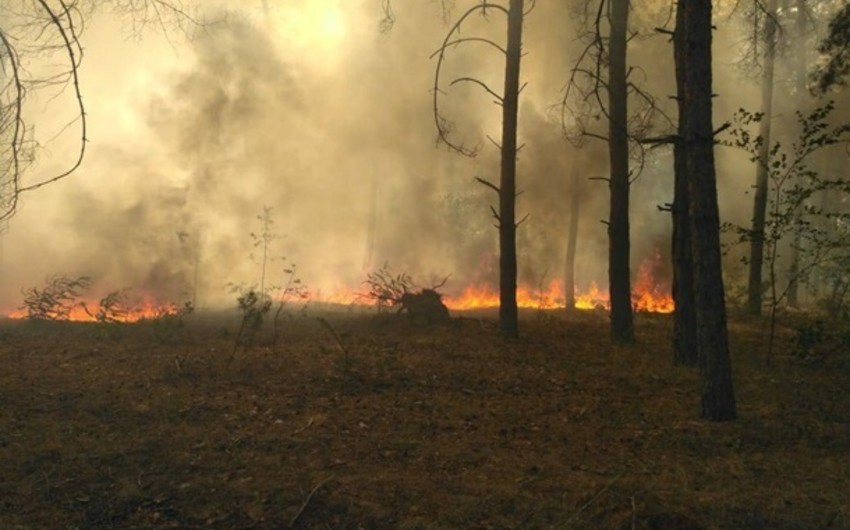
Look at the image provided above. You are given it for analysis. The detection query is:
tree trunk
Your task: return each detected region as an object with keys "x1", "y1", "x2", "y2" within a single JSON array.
[
  {"x1": 672, "y1": 4, "x2": 698, "y2": 367},
  {"x1": 498, "y1": 0, "x2": 523, "y2": 338},
  {"x1": 677, "y1": 0, "x2": 737, "y2": 421},
  {"x1": 787, "y1": 0, "x2": 807, "y2": 308},
  {"x1": 608, "y1": 0, "x2": 634, "y2": 343},
  {"x1": 565, "y1": 168, "x2": 581, "y2": 310},
  {"x1": 747, "y1": 0, "x2": 779, "y2": 316}
]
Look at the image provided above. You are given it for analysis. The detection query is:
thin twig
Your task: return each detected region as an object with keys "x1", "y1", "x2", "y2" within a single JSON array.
[
  {"x1": 564, "y1": 473, "x2": 624, "y2": 525},
  {"x1": 289, "y1": 475, "x2": 334, "y2": 528}
]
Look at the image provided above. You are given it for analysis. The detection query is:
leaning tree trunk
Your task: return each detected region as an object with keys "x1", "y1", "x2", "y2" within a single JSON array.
[
  {"x1": 677, "y1": 0, "x2": 737, "y2": 421},
  {"x1": 672, "y1": 3, "x2": 698, "y2": 367},
  {"x1": 747, "y1": 0, "x2": 779, "y2": 316},
  {"x1": 565, "y1": 168, "x2": 581, "y2": 309},
  {"x1": 608, "y1": 0, "x2": 635, "y2": 343},
  {"x1": 498, "y1": 0, "x2": 524, "y2": 339}
]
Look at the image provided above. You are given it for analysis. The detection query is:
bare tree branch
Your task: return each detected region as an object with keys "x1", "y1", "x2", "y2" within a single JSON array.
[
  {"x1": 0, "y1": 0, "x2": 200, "y2": 221},
  {"x1": 432, "y1": 1, "x2": 510, "y2": 157},
  {"x1": 16, "y1": 0, "x2": 87, "y2": 196},
  {"x1": 474, "y1": 176, "x2": 501, "y2": 194},
  {"x1": 450, "y1": 76, "x2": 504, "y2": 103}
]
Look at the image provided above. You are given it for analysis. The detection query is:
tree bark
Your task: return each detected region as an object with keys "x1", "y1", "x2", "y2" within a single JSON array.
[
  {"x1": 608, "y1": 0, "x2": 634, "y2": 343},
  {"x1": 565, "y1": 168, "x2": 581, "y2": 309},
  {"x1": 498, "y1": 0, "x2": 523, "y2": 338},
  {"x1": 747, "y1": 0, "x2": 779, "y2": 316},
  {"x1": 677, "y1": 0, "x2": 737, "y2": 421},
  {"x1": 672, "y1": 3, "x2": 698, "y2": 367}
]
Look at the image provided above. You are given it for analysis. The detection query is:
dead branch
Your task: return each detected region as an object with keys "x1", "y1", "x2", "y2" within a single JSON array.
[
  {"x1": 0, "y1": 30, "x2": 24, "y2": 221},
  {"x1": 16, "y1": 0, "x2": 88, "y2": 197},
  {"x1": 431, "y1": 275, "x2": 451, "y2": 290},
  {"x1": 556, "y1": 0, "x2": 674, "y2": 179},
  {"x1": 489, "y1": 205, "x2": 501, "y2": 222},
  {"x1": 432, "y1": 1, "x2": 510, "y2": 157},
  {"x1": 450, "y1": 76, "x2": 504, "y2": 103},
  {"x1": 515, "y1": 212, "x2": 529, "y2": 228},
  {"x1": 1, "y1": 1, "x2": 201, "y2": 221},
  {"x1": 432, "y1": 37, "x2": 507, "y2": 57},
  {"x1": 474, "y1": 176, "x2": 501, "y2": 195}
]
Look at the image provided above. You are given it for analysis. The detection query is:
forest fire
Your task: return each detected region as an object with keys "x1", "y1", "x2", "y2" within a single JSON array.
[
  {"x1": 441, "y1": 254, "x2": 674, "y2": 313},
  {"x1": 1, "y1": 255, "x2": 673, "y2": 321},
  {"x1": 441, "y1": 278, "x2": 672, "y2": 313},
  {"x1": 3, "y1": 297, "x2": 182, "y2": 323}
]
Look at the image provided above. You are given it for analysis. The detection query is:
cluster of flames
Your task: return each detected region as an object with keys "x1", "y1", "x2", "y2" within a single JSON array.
[
  {"x1": 2, "y1": 297, "x2": 183, "y2": 323},
  {"x1": 441, "y1": 255, "x2": 674, "y2": 313},
  {"x1": 1, "y1": 256, "x2": 674, "y2": 321}
]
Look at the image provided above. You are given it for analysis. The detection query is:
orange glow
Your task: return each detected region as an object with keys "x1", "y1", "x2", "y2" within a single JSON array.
[
  {"x1": 631, "y1": 256, "x2": 675, "y2": 313},
  {"x1": 574, "y1": 282, "x2": 609, "y2": 310},
  {"x1": 440, "y1": 253, "x2": 674, "y2": 313},
  {"x1": 1, "y1": 255, "x2": 674, "y2": 320},
  {"x1": 3, "y1": 295, "x2": 181, "y2": 323}
]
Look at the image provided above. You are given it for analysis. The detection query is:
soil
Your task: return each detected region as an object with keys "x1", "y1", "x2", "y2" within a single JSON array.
[{"x1": 0, "y1": 308, "x2": 848, "y2": 529}]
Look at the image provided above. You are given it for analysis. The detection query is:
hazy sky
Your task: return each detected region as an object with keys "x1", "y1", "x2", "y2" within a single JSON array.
[{"x1": 0, "y1": 0, "x2": 830, "y2": 312}]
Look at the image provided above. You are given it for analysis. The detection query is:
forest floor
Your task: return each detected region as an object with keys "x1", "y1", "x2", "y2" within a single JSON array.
[{"x1": 0, "y1": 307, "x2": 848, "y2": 530}]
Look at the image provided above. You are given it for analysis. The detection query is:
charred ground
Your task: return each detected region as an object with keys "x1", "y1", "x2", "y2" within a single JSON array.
[{"x1": 0, "y1": 309, "x2": 848, "y2": 529}]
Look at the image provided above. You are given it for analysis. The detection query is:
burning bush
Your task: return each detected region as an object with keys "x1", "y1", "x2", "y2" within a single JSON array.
[
  {"x1": 20, "y1": 275, "x2": 92, "y2": 321},
  {"x1": 365, "y1": 264, "x2": 451, "y2": 324}
]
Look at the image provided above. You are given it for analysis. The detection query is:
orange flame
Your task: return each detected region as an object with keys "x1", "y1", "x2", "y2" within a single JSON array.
[
  {"x1": 2, "y1": 296, "x2": 181, "y2": 323},
  {"x1": 441, "y1": 253, "x2": 674, "y2": 313},
  {"x1": 1, "y1": 255, "x2": 674, "y2": 319}
]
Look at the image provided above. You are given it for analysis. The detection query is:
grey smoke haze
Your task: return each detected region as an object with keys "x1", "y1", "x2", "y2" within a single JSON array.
[{"x1": 0, "y1": 1, "x2": 828, "y2": 312}]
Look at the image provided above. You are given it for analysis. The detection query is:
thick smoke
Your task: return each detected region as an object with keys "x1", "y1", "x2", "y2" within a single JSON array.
[{"x1": 1, "y1": 1, "x2": 823, "y2": 312}]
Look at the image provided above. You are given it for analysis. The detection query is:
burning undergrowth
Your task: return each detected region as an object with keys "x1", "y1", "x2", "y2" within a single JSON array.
[
  {"x1": 363, "y1": 264, "x2": 451, "y2": 324},
  {"x1": 10, "y1": 274, "x2": 192, "y2": 323},
  {"x1": 2, "y1": 248, "x2": 675, "y2": 321}
]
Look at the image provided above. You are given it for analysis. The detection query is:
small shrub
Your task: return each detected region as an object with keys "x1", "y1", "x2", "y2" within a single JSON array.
[
  {"x1": 20, "y1": 275, "x2": 92, "y2": 320},
  {"x1": 231, "y1": 287, "x2": 272, "y2": 357},
  {"x1": 365, "y1": 264, "x2": 414, "y2": 311}
]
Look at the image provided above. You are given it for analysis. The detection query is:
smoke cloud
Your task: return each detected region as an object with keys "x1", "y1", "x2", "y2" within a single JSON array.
[{"x1": 1, "y1": 1, "x2": 822, "y2": 312}]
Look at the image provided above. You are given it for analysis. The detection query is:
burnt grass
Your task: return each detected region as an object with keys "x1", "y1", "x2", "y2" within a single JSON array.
[{"x1": 0, "y1": 309, "x2": 848, "y2": 530}]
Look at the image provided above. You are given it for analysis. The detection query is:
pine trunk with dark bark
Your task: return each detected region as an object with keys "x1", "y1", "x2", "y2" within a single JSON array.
[
  {"x1": 608, "y1": 0, "x2": 634, "y2": 343},
  {"x1": 677, "y1": 0, "x2": 737, "y2": 421},
  {"x1": 498, "y1": 0, "x2": 523, "y2": 338},
  {"x1": 747, "y1": 0, "x2": 778, "y2": 316},
  {"x1": 672, "y1": 3, "x2": 698, "y2": 367}
]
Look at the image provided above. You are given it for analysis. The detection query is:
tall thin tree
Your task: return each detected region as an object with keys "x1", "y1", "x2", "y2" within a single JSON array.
[
  {"x1": 498, "y1": 0, "x2": 524, "y2": 338},
  {"x1": 747, "y1": 0, "x2": 779, "y2": 316},
  {"x1": 787, "y1": 0, "x2": 809, "y2": 308},
  {"x1": 676, "y1": 0, "x2": 737, "y2": 421},
  {"x1": 671, "y1": 6, "x2": 698, "y2": 367},
  {"x1": 560, "y1": 0, "x2": 668, "y2": 343},
  {"x1": 432, "y1": 0, "x2": 526, "y2": 338},
  {"x1": 607, "y1": 0, "x2": 634, "y2": 343}
]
